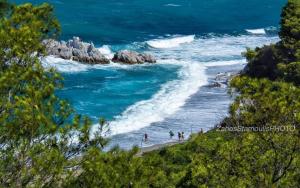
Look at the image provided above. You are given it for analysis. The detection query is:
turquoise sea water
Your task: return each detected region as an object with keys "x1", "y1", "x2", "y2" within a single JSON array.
[{"x1": 16, "y1": 0, "x2": 286, "y2": 148}]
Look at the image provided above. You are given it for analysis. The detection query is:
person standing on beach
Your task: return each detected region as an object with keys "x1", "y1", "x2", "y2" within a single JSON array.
[
  {"x1": 144, "y1": 133, "x2": 148, "y2": 142},
  {"x1": 181, "y1": 132, "x2": 184, "y2": 140}
]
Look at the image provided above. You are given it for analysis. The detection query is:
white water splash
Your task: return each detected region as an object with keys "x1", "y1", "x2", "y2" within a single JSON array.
[
  {"x1": 246, "y1": 28, "x2": 266, "y2": 35},
  {"x1": 147, "y1": 35, "x2": 195, "y2": 49}
]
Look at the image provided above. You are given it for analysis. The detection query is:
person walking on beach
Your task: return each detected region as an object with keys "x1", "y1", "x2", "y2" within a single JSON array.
[
  {"x1": 181, "y1": 132, "x2": 185, "y2": 140},
  {"x1": 178, "y1": 132, "x2": 181, "y2": 141},
  {"x1": 169, "y1": 130, "x2": 174, "y2": 139},
  {"x1": 144, "y1": 133, "x2": 148, "y2": 142}
]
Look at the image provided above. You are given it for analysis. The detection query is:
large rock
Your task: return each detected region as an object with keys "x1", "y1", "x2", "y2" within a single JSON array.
[
  {"x1": 42, "y1": 39, "x2": 72, "y2": 59},
  {"x1": 112, "y1": 50, "x2": 156, "y2": 64},
  {"x1": 43, "y1": 37, "x2": 110, "y2": 64}
]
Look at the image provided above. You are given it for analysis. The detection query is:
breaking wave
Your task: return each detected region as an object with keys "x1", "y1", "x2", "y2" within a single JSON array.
[
  {"x1": 146, "y1": 35, "x2": 195, "y2": 49},
  {"x1": 106, "y1": 59, "x2": 207, "y2": 135},
  {"x1": 246, "y1": 28, "x2": 266, "y2": 35}
]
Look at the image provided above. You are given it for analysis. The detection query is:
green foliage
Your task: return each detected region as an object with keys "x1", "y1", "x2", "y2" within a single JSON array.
[
  {"x1": 227, "y1": 77, "x2": 300, "y2": 187},
  {"x1": 0, "y1": 3, "x2": 106, "y2": 187},
  {"x1": 64, "y1": 146, "x2": 141, "y2": 187},
  {"x1": 229, "y1": 76, "x2": 300, "y2": 129},
  {"x1": 243, "y1": 44, "x2": 281, "y2": 80},
  {"x1": 280, "y1": 0, "x2": 300, "y2": 61},
  {"x1": 243, "y1": 0, "x2": 300, "y2": 85},
  {"x1": 0, "y1": 3, "x2": 60, "y2": 66},
  {"x1": 278, "y1": 61, "x2": 300, "y2": 85},
  {"x1": 242, "y1": 47, "x2": 257, "y2": 61},
  {"x1": 0, "y1": 0, "x2": 10, "y2": 17}
]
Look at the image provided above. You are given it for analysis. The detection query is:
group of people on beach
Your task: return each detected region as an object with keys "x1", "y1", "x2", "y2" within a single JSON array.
[
  {"x1": 169, "y1": 131, "x2": 184, "y2": 141},
  {"x1": 143, "y1": 128, "x2": 204, "y2": 143},
  {"x1": 143, "y1": 131, "x2": 185, "y2": 143},
  {"x1": 165, "y1": 130, "x2": 184, "y2": 141}
]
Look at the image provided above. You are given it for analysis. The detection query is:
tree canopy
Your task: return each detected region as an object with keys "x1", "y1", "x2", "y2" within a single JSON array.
[
  {"x1": 0, "y1": 2, "x2": 108, "y2": 187},
  {"x1": 243, "y1": 0, "x2": 300, "y2": 85}
]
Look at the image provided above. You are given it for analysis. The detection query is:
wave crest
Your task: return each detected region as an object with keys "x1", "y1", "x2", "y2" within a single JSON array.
[
  {"x1": 164, "y1": 4, "x2": 181, "y2": 7},
  {"x1": 98, "y1": 45, "x2": 114, "y2": 59},
  {"x1": 146, "y1": 35, "x2": 195, "y2": 49},
  {"x1": 246, "y1": 29, "x2": 266, "y2": 35}
]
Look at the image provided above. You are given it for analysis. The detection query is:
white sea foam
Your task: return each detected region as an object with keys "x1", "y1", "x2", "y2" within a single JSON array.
[
  {"x1": 146, "y1": 35, "x2": 195, "y2": 49},
  {"x1": 150, "y1": 35, "x2": 279, "y2": 62},
  {"x1": 204, "y1": 59, "x2": 247, "y2": 67},
  {"x1": 97, "y1": 59, "x2": 207, "y2": 135},
  {"x1": 98, "y1": 45, "x2": 114, "y2": 59},
  {"x1": 41, "y1": 55, "x2": 152, "y2": 73},
  {"x1": 246, "y1": 28, "x2": 266, "y2": 35},
  {"x1": 265, "y1": 26, "x2": 278, "y2": 32},
  {"x1": 41, "y1": 56, "x2": 91, "y2": 72},
  {"x1": 164, "y1": 4, "x2": 181, "y2": 7}
]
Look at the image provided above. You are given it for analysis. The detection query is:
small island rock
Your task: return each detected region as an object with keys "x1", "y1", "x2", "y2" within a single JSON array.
[
  {"x1": 112, "y1": 50, "x2": 156, "y2": 64},
  {"x1": 43, "y1": 37, "x2": 110, "y2": 64}
]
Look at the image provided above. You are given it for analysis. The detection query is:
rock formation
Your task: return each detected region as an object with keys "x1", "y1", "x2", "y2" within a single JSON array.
[
  {"x1": 112, "y1": 50, "x2": 156, "y2": 64},
  {"x1": 42, "y1": 37, "x2": 110, "y2": 64},
  {"x1": 43, "y1": 37, "x2": 157, "y2": 65}
]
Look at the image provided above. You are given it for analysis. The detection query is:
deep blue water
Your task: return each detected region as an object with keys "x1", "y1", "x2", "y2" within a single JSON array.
[
  {"x1": 16, "y1": 0, "x2": 286, "y2": 148},
  {"x1": 15, "y1": 0, "x2": 285, "y2": 44}
]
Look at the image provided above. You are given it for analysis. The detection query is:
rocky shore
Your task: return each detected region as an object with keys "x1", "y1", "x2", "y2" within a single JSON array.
[
  {"x1": 207, "y1": 72, "x2": 238, "y2": 88},
  {"x1": 43, "y1": 37, "x2": 156, "y2": 65}
]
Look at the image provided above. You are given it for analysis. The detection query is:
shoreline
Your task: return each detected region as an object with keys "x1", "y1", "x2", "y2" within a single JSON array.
[
  {"x1": 134, "y1": 70, "x2": 238, "y2": 156},
  {"x1": 136, "y1": 140, "x2": 187, "y2": 156},
  {"x1": 108, "y1": 62, "x2": 244, "y2": 150}
]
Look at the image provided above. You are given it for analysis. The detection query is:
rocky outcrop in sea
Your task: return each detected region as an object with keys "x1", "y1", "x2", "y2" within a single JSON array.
[
  {"x1": 43, "y1": 37, "x2": 110, "y2": 64},
  {"x1": 43, "y1": 37, "x2": 156, "y2": 65},
  {"x1": 112, "y1": 50, "x2": 156, "y2": 64}
]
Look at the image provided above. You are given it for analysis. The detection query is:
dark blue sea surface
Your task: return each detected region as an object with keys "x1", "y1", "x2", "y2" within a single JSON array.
[
  {"x1": 16, "y1": 0, "x2": 286, "y2": 149},
  {"x1": 15, "y1": 0, "x2": 285, "y2": 44}
]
